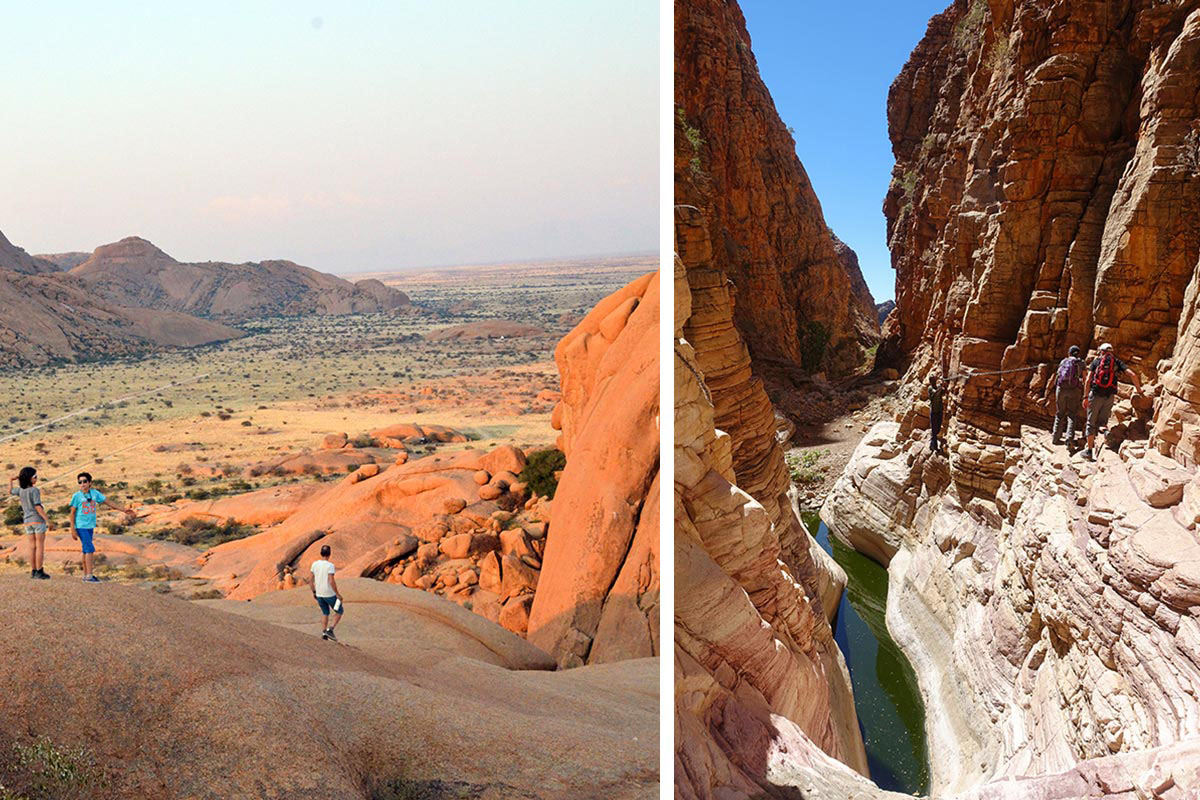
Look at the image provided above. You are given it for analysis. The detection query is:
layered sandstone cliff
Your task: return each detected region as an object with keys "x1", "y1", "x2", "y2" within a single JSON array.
[
  {"x1": 675, "y1": 0, "x2": 878, "y2": 379},
  {"x1": 882, "y1": 0, "x2": 1200, "y2": 466},
  {"x1": 675, "y1": 207, "x2": 871, "y2": 798},
  {"x1": 71, "y1": 236, "x2": 414, "y2": 321},
  {"x1": 820, "y1": 1, "x2": 1200, "y2": 797}
]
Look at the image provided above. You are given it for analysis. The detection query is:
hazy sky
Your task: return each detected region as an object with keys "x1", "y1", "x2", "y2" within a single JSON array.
[
  {"x1": 741, "y1": 0, "x2": 949, "y2": 303},
  {"x1": 1, "y1": 1, "x2": 658, "y2": 273}
]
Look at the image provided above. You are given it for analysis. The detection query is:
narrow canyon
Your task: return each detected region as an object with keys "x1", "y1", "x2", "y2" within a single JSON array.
[{"x1": 676, "y1": 0, "x2": 1200, "y2": 798}]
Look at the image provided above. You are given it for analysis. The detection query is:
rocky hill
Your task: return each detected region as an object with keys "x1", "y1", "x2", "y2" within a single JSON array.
[
  {"x1": 0, "y1": 243, "x2": 241, "y2": 369},
  {"x1": 0, "y1": 577, "x2": 656, "y2": 799},
  {"x1": 675, "y1": 0, "x2": 879, "y2": 379},
  {"x1": 876, "y1": 299, "x2": 896, "y2": 326},
  {"x1": 0, "y1": 229, "x2": 65, "y2": 275},
  {"x1": 818, "y1": 1, "x2": 1200, "y2": 797},
  {"x1": 70, "y1": 236, "x2": 415, "y2": 321}
]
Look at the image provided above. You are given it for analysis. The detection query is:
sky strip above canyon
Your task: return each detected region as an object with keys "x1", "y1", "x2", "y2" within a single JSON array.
[{"x1": 741, "y1": 0, "x2": 948, "y2": 302}]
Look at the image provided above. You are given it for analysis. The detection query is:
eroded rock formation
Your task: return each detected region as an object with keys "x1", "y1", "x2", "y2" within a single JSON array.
[
  {"x1": 820, "y1": 1, "x2": 1200, "y2": 797},
  {"x1": 675, "y1": 0, "x2": 878, "y2": 379},
  {"x1": 674, "y1": 207, "x2": 868, "y2": 798},
  {"x1": 882, "y1": 0, "x2": 1200, "y2": 467}
]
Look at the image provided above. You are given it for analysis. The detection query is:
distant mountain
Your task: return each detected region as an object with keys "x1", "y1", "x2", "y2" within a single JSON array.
[
  {"x1": 0, "y1": 230, "x2": 59, "y2": 275},
  {"x1": 876, "y1": 299, "x2": 895, "y2": 325},
  {"x1": 70, "y1": 236, "x2": 415, "y2": 321},
  {"x1": 34, "y1": 251, "x2": 90, "y2": 271},
  {"x1": 0, "y1": 269, "x2": 241, "y2": 369}
]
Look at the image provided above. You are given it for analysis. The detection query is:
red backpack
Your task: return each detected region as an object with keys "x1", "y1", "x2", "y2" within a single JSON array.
[{"x1": 1092, "y1": 353, "x2": 1117, "y2": 390}]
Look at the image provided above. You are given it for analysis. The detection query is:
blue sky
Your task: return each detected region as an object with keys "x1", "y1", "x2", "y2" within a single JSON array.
[
  {"x1": 740, "y1": 0, "x2": 950, "y2": 303},
  {"x1": 0, "y1": 1, "x2": 657, "y2": 273}
]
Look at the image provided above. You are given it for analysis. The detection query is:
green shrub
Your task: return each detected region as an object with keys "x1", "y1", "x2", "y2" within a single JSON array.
[
  {"x1": 786, "y1": 449, "x2": 830, "y2": 485},
  {"x1": 952, "y1": 0, "x2": 988, "y2": 51},
  {"x1": 149, "y1": 517, "x2": 257, "y2": 548},
  {"x1": 519, "y1": 449, "x2": 566, "y2": 500},
  {"x1": 4, "y1": 503, "x2": 22, "y2": 527},
  {"x1": 677, "y1": 107, "x2": 706, "y2": 176}
]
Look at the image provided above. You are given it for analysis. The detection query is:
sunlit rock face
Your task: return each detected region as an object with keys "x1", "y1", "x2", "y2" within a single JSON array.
[
  {"x1": 883, "y1": 0, "x2": 1200, "y2": 466},
  {"x1": 821, "y1": 1, "x2": 1200, "y2": 797}
]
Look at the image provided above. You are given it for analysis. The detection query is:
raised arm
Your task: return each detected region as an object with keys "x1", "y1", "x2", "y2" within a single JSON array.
[{"x1": 103, "y1": 498, "x2": 133, "y2": 514}]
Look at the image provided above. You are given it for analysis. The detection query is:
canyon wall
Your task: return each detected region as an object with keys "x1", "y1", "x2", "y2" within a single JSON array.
[
  {"x1": 823, "y1": 0, "x2": 1200, "y2": 796},
  {"x1": 883, "y1": 0, "x2": 1200, "y2": 467},
  {"x1": 675, "y1": 0, "x2": 878, "y2": 380},
  {"x1": 675, "y1": 207, "x2": 870, "y2": 798}
]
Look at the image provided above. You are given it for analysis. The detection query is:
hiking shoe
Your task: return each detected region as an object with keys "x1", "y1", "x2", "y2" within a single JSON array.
[
  {"x1": 321, "y1": 629, "x2": 330, "y2": 640},
  {"x1": 83, "y1": 575, "x2": 100, "y2": 583},
  {"x1": 325, "y1": 628, "x2": 338, "y2": 642},
  {"x1": 1084, "y1": 449, "x2": 1094, "y2": 462},
  {"x1": 35, "y1": 569, "x2": 50, "y2": 580}
]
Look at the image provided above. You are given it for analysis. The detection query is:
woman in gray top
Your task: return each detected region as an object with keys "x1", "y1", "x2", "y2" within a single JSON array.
[{"x1": 9, "y1": 466, "x2": 52, "y2": 579}]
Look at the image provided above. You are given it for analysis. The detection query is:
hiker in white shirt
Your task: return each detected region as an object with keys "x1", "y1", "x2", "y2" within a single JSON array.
[{"x1": 309, "y1": 544, "x2": 343, "y2": 641}]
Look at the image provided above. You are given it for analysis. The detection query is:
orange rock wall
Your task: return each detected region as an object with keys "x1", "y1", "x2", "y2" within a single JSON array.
[
  {"x1": 884, "y1": 0, "x2": 1200, "y2": 466},
  {"x1": 526, "y1": 272, "x2": 660, "y2": 668}
]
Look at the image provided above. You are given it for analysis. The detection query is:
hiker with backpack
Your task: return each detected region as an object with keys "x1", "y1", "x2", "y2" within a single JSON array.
[
  {"x1": 1052, "y1": 345, "x2": 1086, "y2": 447},
  {"x1": 1084, "y1": 343, "x2": 1142, "y2": 461}
]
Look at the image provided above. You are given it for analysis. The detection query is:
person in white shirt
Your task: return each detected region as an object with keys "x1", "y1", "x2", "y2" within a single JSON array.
[{"x1": 309, "y1": 544, "x2": 343, "y2": 641}]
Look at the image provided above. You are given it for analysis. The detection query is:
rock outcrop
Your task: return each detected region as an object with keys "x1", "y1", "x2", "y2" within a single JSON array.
[
  {"x1": 526, "y1": 271, "x2": 660, "y2": 667},
  {"x1": 0, "y1": 577, "x2": 657, "y2": 798},
  {"x1": 70, "y1": 236, "x2": 414, "y2": 321},
  {"x1": 674, "y1": 205, "x2": 868, "y2": 798},
  {"x1": 675, "y1": 0, "x2": 878, "y2": 379},
  {"x1": 818, "y1": 2, "x2": 1200, "y2": 797}
]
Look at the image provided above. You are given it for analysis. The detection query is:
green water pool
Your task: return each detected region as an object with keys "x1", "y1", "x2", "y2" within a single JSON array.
[{"x1": 803, "y1": 512, "x2": 929, "y2": 795}]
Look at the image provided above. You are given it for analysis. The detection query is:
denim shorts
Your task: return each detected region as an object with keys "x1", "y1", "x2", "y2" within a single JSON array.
[
  {"x1": 316, "y1": 595, "x2": 343, "y2": 616},
  {"x1": 24, "y1": 524, "x2": 47, "y2": 536},
  {"x1": 76, "y1": 528, "x2": 95, "y2": 554}
]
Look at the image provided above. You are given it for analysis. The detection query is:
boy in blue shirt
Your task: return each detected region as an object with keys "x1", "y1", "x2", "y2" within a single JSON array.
[{"x1": 69, "y1": 472, "x2": 132, "y2": 582}]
